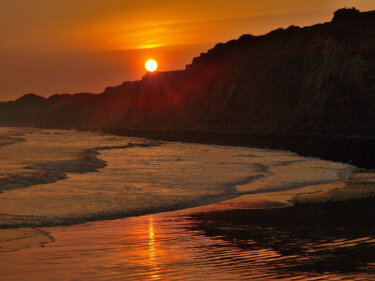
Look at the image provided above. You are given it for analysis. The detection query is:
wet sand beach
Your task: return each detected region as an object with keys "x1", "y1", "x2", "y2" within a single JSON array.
[
  {"x1": 1, "y1": 4, "x2": 374, "y2": 281},
  {"x1": 0, "y1": 170, "x2": 374, "y2": 281}
]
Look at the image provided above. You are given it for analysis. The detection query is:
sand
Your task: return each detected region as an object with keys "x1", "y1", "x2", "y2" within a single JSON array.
[{"x1": 0, "y1": 170, "x2": 374, "y2": 280}]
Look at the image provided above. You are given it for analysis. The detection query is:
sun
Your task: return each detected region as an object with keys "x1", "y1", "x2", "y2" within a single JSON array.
[{"x1": 145, "y1": 59, "x2": 158, "y2": 72}]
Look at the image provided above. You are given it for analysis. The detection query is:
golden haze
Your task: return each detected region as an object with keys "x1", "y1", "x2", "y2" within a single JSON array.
[{"x1": 0, "y1": 0, "x2": 374, "y2": 100}]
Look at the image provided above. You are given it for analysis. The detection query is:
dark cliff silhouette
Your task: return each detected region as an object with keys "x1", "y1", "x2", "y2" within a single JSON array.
[{"x1": 1, "y1": 8, "x2": 374, "y2": 167}]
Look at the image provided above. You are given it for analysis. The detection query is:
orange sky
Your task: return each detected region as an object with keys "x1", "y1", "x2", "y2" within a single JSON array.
[{"x1": 0, "y1": 0, "x2": 374, "y2": 100}]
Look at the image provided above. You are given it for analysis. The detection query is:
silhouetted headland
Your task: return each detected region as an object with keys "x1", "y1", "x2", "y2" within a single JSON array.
[{"x1": 1, "y1": 8, "x2": 374, "y2": 167}]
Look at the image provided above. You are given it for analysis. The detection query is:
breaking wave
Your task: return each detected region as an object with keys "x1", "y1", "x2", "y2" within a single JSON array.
[
  {"x1": 0, "y1": 130, "x2": 162, "y2": 193},
  {"x1": 0, "y1": 134, "x2": 25, "y2": 147},
  {"x1": 0, "y1": 127, "x2": 355, "y2": 229}
]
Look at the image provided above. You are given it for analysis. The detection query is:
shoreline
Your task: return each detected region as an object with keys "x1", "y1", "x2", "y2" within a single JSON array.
[
  {"x1": 102, "y1": 128, "x2": 375, "y2": 169},
  {"x1": 1, "y1": 167, "x2": 373, "y2": 248},
  {"x1": 0, "y1": 169, "x2": 374, "y2": 280},
  {"x1": 0, "y1": 126, "x2": 360, "y2": 230},
  {"x1": 2, "y1": 125, "x2": 374, "y2": 169},
  {"x1": 0, "y1": 125, "x2": 374, "y2": 279}
]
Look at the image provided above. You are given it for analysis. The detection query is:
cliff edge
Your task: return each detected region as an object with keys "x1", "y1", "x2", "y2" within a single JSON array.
[{"x1": 1, "y1": 8, "x2": 374, "y2": 136}]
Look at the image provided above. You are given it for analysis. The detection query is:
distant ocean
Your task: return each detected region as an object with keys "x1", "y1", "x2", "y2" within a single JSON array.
[{"x1": 0, "y1": 127, "x2": 354, "y2": 229}]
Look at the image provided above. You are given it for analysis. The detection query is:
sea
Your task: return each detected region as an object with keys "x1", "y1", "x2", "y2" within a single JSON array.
[
  {"x1": 1, "y1": 127, "x2": 374, "y2": 280},
  {"x1": 0, "y1": 126, "x2": 354, "y2": 229}
]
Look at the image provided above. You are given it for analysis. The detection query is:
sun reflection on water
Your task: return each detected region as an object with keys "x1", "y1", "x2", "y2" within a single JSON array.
[{"x1": 148, "y1": 216, "x2": 161, "y2": 280}]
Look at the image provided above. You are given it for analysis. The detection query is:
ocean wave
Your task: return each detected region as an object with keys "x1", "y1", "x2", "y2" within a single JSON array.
[
  {"x1": 25, "y1": 149, "x2": 106, "y2": 173},
  {"x1": 0, "y1": 171, "x2": 67, "y2": 193},
  {"x1": 236, "y1": 160, "x2": 355, "y2": 195},
  {"x1": 0, "y1": 134, "x2": 25, "y2": 147},
  {"x1": 0, "y1": 129, "x2": 357, "y2": 231},
  {"x1": 93, "y1": 139, "x2": 162, "y2": 150},
  {"x1": 0, "y1": 191, "x2": 237, "y2": 228},
  {"x1": 0, "y1": 139, "x2": 163, "y2": 193}
]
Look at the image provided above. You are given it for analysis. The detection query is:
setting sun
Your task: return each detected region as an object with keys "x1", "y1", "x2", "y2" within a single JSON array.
[{"x1": 145, "y1": 59, "x2": 158, "y2": 72}]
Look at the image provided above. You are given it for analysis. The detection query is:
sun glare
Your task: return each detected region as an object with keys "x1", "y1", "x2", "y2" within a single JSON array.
[{"x1": 145, "y1": 59, "x2": 158, "y2": 72}]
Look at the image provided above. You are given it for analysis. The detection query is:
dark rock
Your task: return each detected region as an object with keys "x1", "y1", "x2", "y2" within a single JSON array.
[{"x1": 0, "y1": 8, "x2": 374, "y2": 136}]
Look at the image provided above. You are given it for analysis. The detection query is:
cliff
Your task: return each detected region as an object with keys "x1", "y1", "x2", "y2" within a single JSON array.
[{"x1": 1, "y1": 8, "x2": 374, "y2": 136}]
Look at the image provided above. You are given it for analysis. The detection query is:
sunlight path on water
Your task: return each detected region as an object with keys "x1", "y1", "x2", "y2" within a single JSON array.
[
  {"x1": 0, "y1": 211, "x2": 373, "y2": 280},
  {"x1": 0, "y1": 127, "x2": 372, "y2": 280}
]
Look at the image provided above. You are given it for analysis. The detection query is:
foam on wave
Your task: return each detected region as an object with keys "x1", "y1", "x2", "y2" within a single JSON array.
[
  {"x1": 0, "y1": 134, "x2": 25, "y2": 147},
  {"x1": 0, "y1": 137, "x2": 162, "y2": 192},
  {"x1": 0, "y1": 171, "x2": 67, "y2": 193},
  {"x1": 0, "y1": 128, "x2": 356, "y2": 231},
  {"x1": 236, "y1": 159, "x2": 355, "y2": 194}
]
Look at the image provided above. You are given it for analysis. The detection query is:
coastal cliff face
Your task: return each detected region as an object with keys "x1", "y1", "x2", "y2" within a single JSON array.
[{"x1": 1, "y1": 8, "x2": 374, "y2": 136}]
